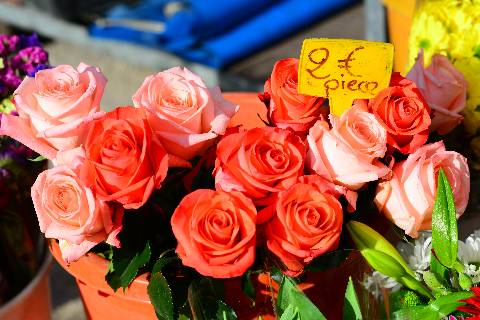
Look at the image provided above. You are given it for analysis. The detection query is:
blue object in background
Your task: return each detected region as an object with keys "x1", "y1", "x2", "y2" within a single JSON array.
[{"x1": 90, "y1": 0, "x2": 358, "y2": 68}]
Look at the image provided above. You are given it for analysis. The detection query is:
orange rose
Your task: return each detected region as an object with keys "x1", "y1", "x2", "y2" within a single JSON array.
[
  {"x1": 214, "y1": 127, "x2": 306, "y2": 211},
  {"x1": 171, "y1": 189, "x2": 256, "y2": 278},
  {"x1": 264, "y1": 175, "x2": 343, "y2": 276},
  {"x1": 83, "y1": 106, "x2": 169, "y2": 209},
  {"x1": 369, "y1": 73, "x2": 431, "y2": 154},
  {"x1": 263, "y1": 58, "x2": 325, "y2": 133}
]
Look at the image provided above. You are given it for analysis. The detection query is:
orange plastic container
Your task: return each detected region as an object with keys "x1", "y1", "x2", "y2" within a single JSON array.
[
  {"x1": 0, "y1": 250, "x2": 52, "y2": 320},
  {"x1": 49, "y1": 93, "x2": 373, "y2": 319},
  {"x1": 383, "y1": 0, "x2": 417, "y2": 73}
]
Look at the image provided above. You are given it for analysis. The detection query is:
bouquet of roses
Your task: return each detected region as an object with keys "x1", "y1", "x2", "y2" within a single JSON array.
[
  {"x1": 0, "y1": 43, "x2": 473, "y2": 318},
  {"x1": 0, "y1": 33, "x2": 49, "y2": 306}
]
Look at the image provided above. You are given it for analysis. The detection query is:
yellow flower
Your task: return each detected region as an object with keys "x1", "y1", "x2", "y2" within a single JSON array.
[{"x1": 408, "y1": 3, "x2": 450, "y2": 68}]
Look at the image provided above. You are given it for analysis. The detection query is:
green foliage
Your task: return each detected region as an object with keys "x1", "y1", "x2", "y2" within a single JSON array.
[
  {"x1": 393, "y1": 291, "x2": 473, "y2": 320},
  {"x1": 277, "y1": 276, "x2": 326, "y2": 320},
  {"x1": 343, "y1": 277, "x2": 362, "y2": 320},
  {"x1": 241, "y1": 270, "x2": 256, "y2": 301},
  {"x1": 431, "y1": 169, "x2": 458, "y2": 268},
  {"x1": 423, "y1": 271, "x2": 449, "y2": 297},
  {"x1": 106, "y1": 241, "x2": 151, "y2": 291},
  {"x1": 148, "y1": 272, "x2": 174, "y2": 320},
  {"x1": 280, "y1": 305, "x2": 300, "y2": 320},
  {"x1": 28, "y1": 155, "x2": 47, "y2": 162},
  {"x1": 391, "y1": 290, "x2": 424, "y2": 311},
  {"x1": 347, "y1": 221, "x2": 433, "y2": 299},
  {"x1": 187, "y1": 278, "x2": 237, "y2": 320}
]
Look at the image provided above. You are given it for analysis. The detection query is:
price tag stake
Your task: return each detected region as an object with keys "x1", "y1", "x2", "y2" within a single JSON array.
[{"x1": 298, "y1": 39, "x2": 394, "y2": 116}]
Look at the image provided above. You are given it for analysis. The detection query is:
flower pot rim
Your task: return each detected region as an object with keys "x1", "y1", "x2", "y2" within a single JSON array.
[
  {"x1": 0, "y1": 242, "x2": 52, "y2": 316},
  {"x1": 49, "y1": 239, "x2": 151, "y2": 302}
]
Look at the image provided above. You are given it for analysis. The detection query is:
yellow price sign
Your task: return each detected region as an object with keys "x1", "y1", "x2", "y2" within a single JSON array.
[{"x1": 298, "y1": 38, "x2": 394, "y2": 116}]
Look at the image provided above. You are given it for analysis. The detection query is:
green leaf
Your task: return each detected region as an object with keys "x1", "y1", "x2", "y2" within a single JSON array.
[
  {"x1": 148, "y1": 272, "x2": 174, "y2": 320},
  {"x1": 106, "y1": 241, "x2": 151, "y2": 291},
  {"x1": 306, "y1": 250, "x2": 352, "y2": 272},
  {"x1": 187, "y1": 278, "x2": 237, "y2": 320},
  {"x1": 152, "y1": 256, "x2": 178, "y2": 275},
  {"x1": 343, "y1": 277, "x2": 362, "y2": 320},
  {"x1": 422, "y1": 271, "x2": 448, "y2": 297},
  {"x1": 430, "y1": 253, "x2": 449, "y2": 285},
  {"x1": 277, "y1": 276, "x2": 326, "y2": 320},
  {"x1": 28, "y1": 155, "x2": 47, "y2": 162},
  {"x1": 347, "y1": 221, "x2": 416, "y2": 279},
  {"x1": 459, "y1": 273, "x2": 473, "y2": 291},
  {"x1": 393, "y1": 291, "x2": 472, "y2": 320},
  {"x1": 241, "y1": 270, "x2": 256, "y2": 300},
  {"x1": 280, "y1": 305, "x2": 300, "y2": 320},
  {"x1": 431, "y1": 168, "x2": 458, "y2": 268}
]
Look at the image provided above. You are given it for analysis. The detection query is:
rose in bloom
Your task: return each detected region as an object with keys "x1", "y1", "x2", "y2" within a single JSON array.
[
  {"x1": 264, "y1": 175, "x2": 343, "y2": 275},
  {"x1": 306, "y1": 101, "x2": 390, "y2": 190},
  {"x1": 171, "y1": 189, "x2": 256, "y2": 278},
  {"x1": 369, "y1": 73, "x2": 431, "y2": 154},
  {"x1": 407, "y1": 51, "x2": 467, "y2": 135},
  {"x1": 31, "y1": 150, "x2": 123, "y2": 263},
  {"x1": 0, "y1": 63, "x2": 106, "y2": 159},
  {"x1": 83, "y1": 106, "x2": 169, "y2": 209},
  {"x1": 374, "y1": 141, "x2": 470, "y2": 237},
  {"x1": 214, "y1": 126, "x2": 306, "y2": 211},
  {"x1": 262, "y1": 58, "x2": 325, "y2": 134},
  {"x1": 132, "y1": 67, "x2": 238, "y2": 163}
]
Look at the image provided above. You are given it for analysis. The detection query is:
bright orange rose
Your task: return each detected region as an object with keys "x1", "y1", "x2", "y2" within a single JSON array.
[
  {"x1": 171, "y1": 189, "x2": 256, "y2": 278},
  {"x1": 214, "y1": 126, "x2": 306, "y2": 211},
  {"x1": 263, "y1": 58, "x2": 325, "y2": 133},
  {"x1": 369, "y1": 73, "x2": 431, "y2": 154},
  {"x1": 83, "y1": 106, "x2": 169, "y2": 209},
  {"x1": 264, "y1": 176, "x2": 343, "y2": 276}
]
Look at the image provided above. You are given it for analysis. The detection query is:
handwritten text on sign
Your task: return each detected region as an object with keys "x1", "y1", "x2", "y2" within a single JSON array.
[{"x1": 298, "y1": 39, "x2": 394, "y2": 116}]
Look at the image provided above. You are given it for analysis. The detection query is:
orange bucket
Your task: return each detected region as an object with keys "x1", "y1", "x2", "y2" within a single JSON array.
[
  {"x1": 0, "y1": 249, "x2": 52, "y2": 320},
  {"x1": 383, "y1": 0, "x2": 417, "y2": 73}
]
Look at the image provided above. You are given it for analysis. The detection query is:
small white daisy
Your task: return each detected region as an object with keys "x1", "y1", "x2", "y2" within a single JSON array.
[
  {"x1": 362, "y1": 271, "x2": 401, "y2": 299},
  {"x1": 397, "y1": 231, "x2": 432, "y2": 277}
]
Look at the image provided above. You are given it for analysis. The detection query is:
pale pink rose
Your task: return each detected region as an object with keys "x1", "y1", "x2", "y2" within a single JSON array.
[
  {"x1": 306, "y1": 101, "x2": 389, "y2": 190},
  {"x1": 0, "y1": 63, "x2": 106, "y2": 159},
  {"x1": 133, "y1": 67, "x2": 238, "y2": 163},
  {"x1": 33, "y1": 148, "x2": 123, "y2": 262},
  {"x1": 374, "y1": 141, "x2": 470, "y2": 237},
  {"x1": 407, "y1": 51, "x2": 467, "y2": 134}
]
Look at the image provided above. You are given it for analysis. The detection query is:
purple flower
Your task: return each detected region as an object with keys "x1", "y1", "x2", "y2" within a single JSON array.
[
  {"x1": 0, "y1": 34, "x2": 19, "y2": 56},
  {"x1": 27, "y1": 63, "x2": 50, "y2": 77},
  {"x1": 18, "y1": 33, "x2": 42, "y2": 49},
  {"x1": 0, "y1": 67, "x2": 22, "y2": 92},
  {"x1": 11, "y1": 47, "x2": 49, "y2": 75}
]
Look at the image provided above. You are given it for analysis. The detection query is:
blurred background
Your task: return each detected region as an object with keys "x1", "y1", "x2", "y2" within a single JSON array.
[{"x1": 0, "y1": 0, "x2": 404, "y2": 319}]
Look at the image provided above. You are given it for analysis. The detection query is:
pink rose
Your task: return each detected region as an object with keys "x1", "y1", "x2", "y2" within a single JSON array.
[
  {"x1": 407, "y1": 51, "x2": 467, "y2": 135},
  {"x1": 133, "y1": 67, "x2": 238, "y2": 163},
  {"x1": 0, "y1": 63, "x2": 106, "y2": 159},
  {"x1": 82, "y1": 106, "x2": 169, "y2": 209},
  {"x1": 32, "y1": 149, "x2": 123, "y2": 263},
  {"x1": 374, "y1": 141, "x2": 470, "y2": 237},
  {"x1": 306, "y1": 101, "x2": 390, "y2": 190}
]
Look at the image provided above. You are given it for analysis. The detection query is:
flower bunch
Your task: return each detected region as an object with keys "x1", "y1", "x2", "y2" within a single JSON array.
[
  {"x1": 409, "y1": 0, "x2": 480, "y2": 134},
  {"x1": 0, "y1": 53, "x2": 472, "y2": 318}
]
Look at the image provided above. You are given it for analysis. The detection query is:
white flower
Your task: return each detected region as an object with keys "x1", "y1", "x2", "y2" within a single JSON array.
[
  {"x1": 362, "y1": 271, "x2": 401, "y2": 299},
  {"x1": 464, "y1": 264, "x2": 480, "y2": 285},
  {"x1": 397, "y1": 231, "x2": 432, "y2": 276},
  {"x1": 458, "y1": 230, "x2": 480, "y2": 264}
]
